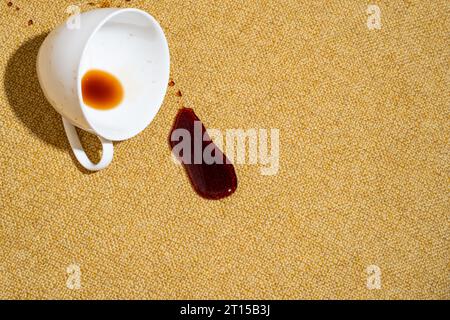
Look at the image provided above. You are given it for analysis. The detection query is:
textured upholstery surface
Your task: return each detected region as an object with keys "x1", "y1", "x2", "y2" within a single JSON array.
[{"x1": 0, "y1": 0, "x2": 448, "y2": 299}]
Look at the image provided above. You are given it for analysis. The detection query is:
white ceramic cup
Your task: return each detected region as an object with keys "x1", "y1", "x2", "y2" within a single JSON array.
[{"x1": 37, "y1": 8, "x2": 170, "y2": 171}]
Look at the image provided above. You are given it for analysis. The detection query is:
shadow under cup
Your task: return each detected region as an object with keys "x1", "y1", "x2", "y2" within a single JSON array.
[{"x1": 79, "y1": 10, "x2": 170, "y2": 141}]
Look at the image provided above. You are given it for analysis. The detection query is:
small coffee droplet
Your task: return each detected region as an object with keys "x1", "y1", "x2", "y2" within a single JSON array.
[
  {"x1": 168, "y1": 80, "x2": 175, "y2": 87},
  {"x1": 175, "y1": 90, "x2": 182, "y2": 97},
  {"x1": 7, "y1": 2, "x2": 13, "y2": 7},
  {"x1": 15, "y1": 6, "x2": 19, "y2": 10},
  {"x1": 28, "y1": 19, "x2": 33, "y2": 26}
]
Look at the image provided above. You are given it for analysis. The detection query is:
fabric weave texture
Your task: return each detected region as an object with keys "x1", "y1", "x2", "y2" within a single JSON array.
[{"x1": 0, "y1": 0, "x2": 448, "y2": 299}]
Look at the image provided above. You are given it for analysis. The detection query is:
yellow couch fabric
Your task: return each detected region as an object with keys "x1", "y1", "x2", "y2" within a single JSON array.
[{"x1": 0, "y1": 0, "x2": 448, "y2": 299}]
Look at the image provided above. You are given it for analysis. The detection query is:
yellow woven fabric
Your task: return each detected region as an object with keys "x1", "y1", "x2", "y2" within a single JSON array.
[{"x1": 0, "y1": 0, "x2": 448, "y2": 299}]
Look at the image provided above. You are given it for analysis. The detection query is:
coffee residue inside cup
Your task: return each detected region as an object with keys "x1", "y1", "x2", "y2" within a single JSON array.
[{"x1": 81, "y1": 69, "x2": 124, "y2": 110}]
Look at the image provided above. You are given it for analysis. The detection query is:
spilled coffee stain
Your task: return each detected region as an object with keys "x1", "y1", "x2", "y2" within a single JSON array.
[
  {"x1": 6, "y1": 1, "x2": 19, "y2": 11},
  {"x1": 167, "y1": 77, "x2": 184, "y2": 105},
  {"x1": 28, "y1": 19, "x2": 33, "y2": 26},
  {"x1": 169, "y1": 108, "x2": 238, "y2": 200}
]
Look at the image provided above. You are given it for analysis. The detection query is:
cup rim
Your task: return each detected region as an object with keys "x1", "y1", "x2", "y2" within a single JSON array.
[{"x1": 76, "y1": 8, "x2": 170, "y2": 141}]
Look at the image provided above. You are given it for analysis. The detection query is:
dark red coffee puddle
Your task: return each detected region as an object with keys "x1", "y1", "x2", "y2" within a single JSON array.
[{"x1": 169, "y1": 108, "x2": 237, "y2": 200}]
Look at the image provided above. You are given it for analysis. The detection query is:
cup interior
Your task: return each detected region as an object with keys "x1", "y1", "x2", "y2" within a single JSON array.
[{"x1": 78, "y1": 9, "x2": 169, "y2": 141}]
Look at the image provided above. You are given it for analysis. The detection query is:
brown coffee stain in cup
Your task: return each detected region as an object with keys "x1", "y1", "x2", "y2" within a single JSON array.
[{"x1": 81, "y1": 69, "x2": 124, "y2": 110}]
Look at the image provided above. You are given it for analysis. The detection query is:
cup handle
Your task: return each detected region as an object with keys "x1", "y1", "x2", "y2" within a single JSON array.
[{"x1": 62, "y1": 117, "x2": 113, "y2": 171}]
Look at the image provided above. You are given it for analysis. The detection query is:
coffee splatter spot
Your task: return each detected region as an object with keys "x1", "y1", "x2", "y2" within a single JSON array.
[
  {"x1": 176, "y1": 90, "x2": 182, "y2": 97},
  {"x1": 28, "y1": 19, "x2": 33, "y2": 26},
  {"x1": 168, "y1": 79, "x2": 175, "y2": 87},
  {"x1": 7, "y1": 2, "x2": 13, "y2": 7}
]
